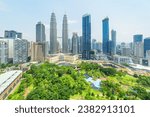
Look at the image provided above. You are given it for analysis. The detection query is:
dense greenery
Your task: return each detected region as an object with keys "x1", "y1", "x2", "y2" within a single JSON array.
[
  {"x1": 8, "y1": 62, "x2": 150, "y2": 100},
  {"x1": 0, "y1": 63, "x2": 19, "y2": 69}
]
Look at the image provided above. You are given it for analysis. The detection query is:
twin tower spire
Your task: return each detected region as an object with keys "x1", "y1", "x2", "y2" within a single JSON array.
[{"x1": 50, "y1": 12, "x2": 68, "y2": 54}]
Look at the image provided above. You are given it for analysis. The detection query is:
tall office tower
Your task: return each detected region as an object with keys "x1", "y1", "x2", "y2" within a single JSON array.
[
  {"x1": 78, "y1": 36, "x2": 82, "y2": 54},
  {"x1": 50, "y1": 12, "x2": 57, "y2": 54},
  {"x1": 13, "y1": 39, "x2": 28, "y2": 64},
  {"x1": 72, "y1": 33, "x2": 78, "y2": 55},
  {"x1": 4, "y1": 30, "x2": 22, "y2": 39},
  {"x1": 134, "y1": 42, "x2": 144, "y2": 58},
  {"x1": 62, "y1": 14, "x2": 68, "y2": 53},
  {"x1": 102, "y1": 17, "x2": 109, "y2": 55},
  {"x1": 0, "y1": 41, "x2": 8, "y2": 64},
  {"x1": 82, "y1": 14, "x2": 91, "y2": 60},
  {"x1": 92, "y1": 39, "x2": 97, "y2": 50},
  {"x1": 133, "y1": 34, "x2": 143, "y2": 58},
  {"x1": 68, "y1": 38, "x2": 72, "y2": 53},
  {"x1": 133, "y1": 34, "x2": 143, "y2": 43},
  {"x1": 144, "y1": 38, "x2": 150, "y2": 57},
  {"x1": 36, "y1": 22, "x2": 46, "y2": 42},
  {"x1": 0, "y1": 38, "x2": 28, "y2": 64},
  {"x1": 108, "y1": 40, "x2": 112, "y2": 55},
  {"x1": 111, "y1": 30, "x2": 116, "y2": 55}
]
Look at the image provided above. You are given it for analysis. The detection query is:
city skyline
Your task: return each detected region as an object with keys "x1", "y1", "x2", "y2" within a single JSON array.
[{"x1": 0, "y1": 0, "x2": 150, "y2": 43}]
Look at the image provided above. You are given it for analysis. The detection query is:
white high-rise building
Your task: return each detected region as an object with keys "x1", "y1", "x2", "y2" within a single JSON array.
[
  {"x1": 0, "y1": 40, "x2": 8, "y2": 64},
  {"x1": 50, "y1": 13, "x2": 57, "y2": 54},
  {"x1": 72, "y1": 33, "x2": 78, "y2": 55},
  {"x1": 134, "y1": 42, "x2": 144, "y2": 58},
  {"x1": 62, "y1": 14, "x2": 68, "y2": 53},
  {"x1": 111, "y1": 30, "x2": 116, "y2": 55},
  {"x1": 0, "y1": 38, "x2": 28, "y2": 64},
  {"x1": 13, "y1": 39, "x2": 28, "y2": 64}
]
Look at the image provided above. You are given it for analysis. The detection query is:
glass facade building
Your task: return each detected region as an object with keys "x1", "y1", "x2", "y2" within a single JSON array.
[
  {"x1": 36, "y1": 22, "x2": 46, "y2": 43},
  {"x1": 82, "y1": 14, "x2": 91, "y2": 60},
  {"x1": 4, "y1": 30, "x2": 22, "y2": 39},
  {"x1": 102, "y1": 17, "x2": 109, "y2": 55},
  {"x1": 144, "y1": 38, "x2": 150, "y2": 57}
]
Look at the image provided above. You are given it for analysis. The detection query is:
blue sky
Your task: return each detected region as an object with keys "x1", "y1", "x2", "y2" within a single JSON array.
[{"x1": 0, "y1": 0, "x2": 150, "y2": 43}]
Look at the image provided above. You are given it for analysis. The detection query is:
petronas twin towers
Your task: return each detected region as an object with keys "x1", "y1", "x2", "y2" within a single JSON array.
[
  {"x1": 50, "y1": 12, "x2": 68, "y2": 54},
  {"x1": 62, "y1": 15, "x2": 68, "y2": 53}
]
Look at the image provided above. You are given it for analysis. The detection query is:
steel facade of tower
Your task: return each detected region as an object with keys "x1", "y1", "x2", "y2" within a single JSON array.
[
  {"x1": 82, "y1": 14, "x2": 91, "y2": 60},
  {"x1": 62, "y1": 15, "x2": 68, "y2": 53},
  {"x1": 102, "y1": 17, "x2": 109, "y2": 55},
  {"x1": 36, "y1": 22, "x2": 46, "y2": 43},
  {"x1": 50, "y1": 13, "x2": 57, "y2": 54}
]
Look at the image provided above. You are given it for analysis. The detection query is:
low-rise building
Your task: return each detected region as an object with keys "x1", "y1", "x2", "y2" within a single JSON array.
[
  {"x1": 0, "y1": 70, "x2": 22, "y2": 100},
  {"x1": 140, "y1": 58, "x2": 150, "y2": 67},
  {"x1": 113, "y1": 55, "x2": 133, "y2": 64},
  {"x1": 46, "y1": 53, "x2": 79, "y2": 63}
]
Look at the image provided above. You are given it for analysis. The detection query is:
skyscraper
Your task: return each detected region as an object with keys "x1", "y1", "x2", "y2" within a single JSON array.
[
  {"x1": 111, "y1": 30, "x2": 116, "y2": 55},
  {"x1": 133, "y1": 34, "x2": 143, "y2": 59},
  {"x1": 144, "y1": 38, "x2": 150, "y2": 57},
  {"x1": 82, "y1": 14, "x2": 91, "y2": 60},
  {"x1": 68, "y1": 38, "x2": 72, "y2": 53},
  {"x1": 78, "y1": 36, "x2": 83, "y2": 54},
  {"x1": 108, "y1": 40, "x2": 112, "y2": 55},
  {"x1": 134, "y1": 42, "x2": 144, "y2": 58},
  {"x1": 72, "y1": 33, "x2": 78, "y2": 55},
  {"x1": 50, "y1": 12, "x2": 57, "y2": 54},
  {"x1": 0, "y1": 38, "x2": 28, "y2": 64},
  {"x1": 36, "y1": 22, "x2": 46, "y2": 42},
  {"x1": 0, "y1": 41, "x2": 8, "y2": 64},
  {"x1": 102, "y1": 17, "x2": 109, "y2": 55},
  {"x1": 62, "y1": 14, "x2": 68, "y2": 53}
]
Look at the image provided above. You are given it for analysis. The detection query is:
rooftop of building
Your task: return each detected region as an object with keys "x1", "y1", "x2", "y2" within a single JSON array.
[
  {"x1": 0, "y1": 70, "x2": 22, "y2": 95},
  {"x1": 113, "y1": 55, "x2": 132, "y2": 58},
  {"x1": 82, "y1": 14, "x2": 90, "y2": 17},
  {"x1": 129, "y1": 63, "x2": 150, "y2": 71}
]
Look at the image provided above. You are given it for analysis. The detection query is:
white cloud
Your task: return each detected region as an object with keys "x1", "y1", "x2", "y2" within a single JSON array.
[{"x1": 68, "y1": 20, "x2": 78, "y2": 24}]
